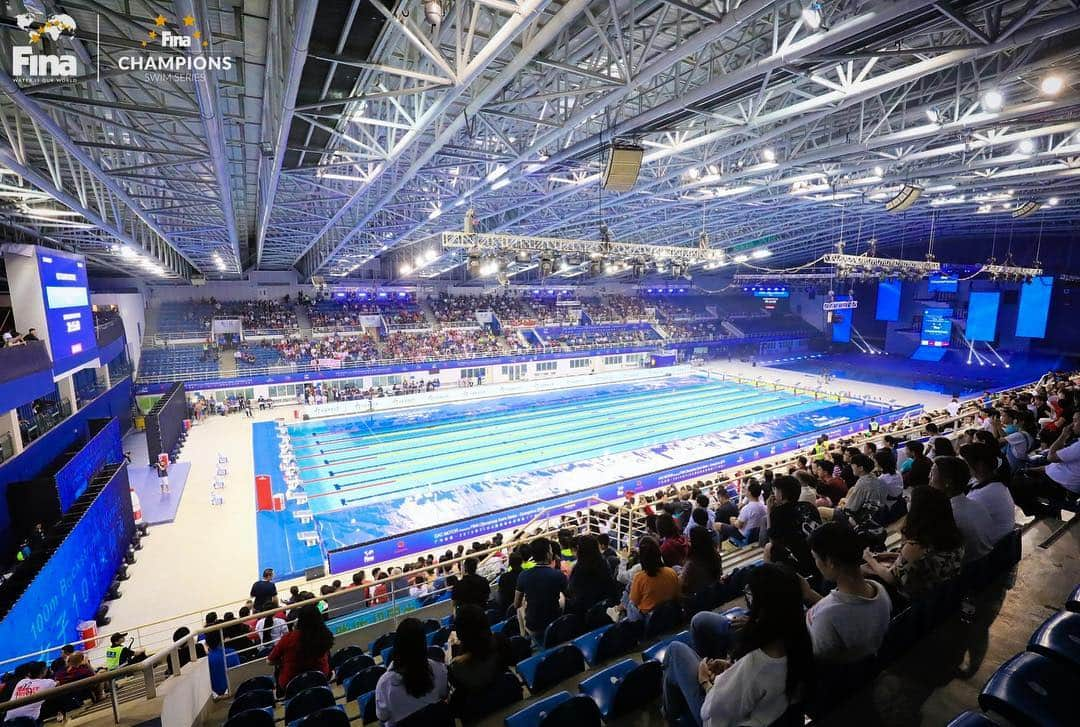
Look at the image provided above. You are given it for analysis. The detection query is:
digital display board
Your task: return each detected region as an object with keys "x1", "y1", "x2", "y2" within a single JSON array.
[
  {"x1": 751, "y1": 289, "x2": 790, "y2": 298},
  {"x1": 53, "y1": 419, "x2": 123, "y2": 514},
  {"x1": 920, "y1": 308, "x2": 953, "y2": 347},
  {"x1": 965, "y1": 291, "x2": 1001, "y2": 342},
  {"x1": 928, "y1": 272, "x2": 959, "y2": 293},
  {"x1": 37, "y1": 251, "x2": 98, "y2": 372},
  {"x1": 1015, "y1": 276, "x2": 1053, "y2": 338},
  {"x1": 830, "y1": 295, "x2": 852, "y2": 343},
  {"x1": 0, "y1": 464, "x2": 133, "y2": 664},
  {"x1": 876, "y1": 280, "x2": 901, "y2": 321}
]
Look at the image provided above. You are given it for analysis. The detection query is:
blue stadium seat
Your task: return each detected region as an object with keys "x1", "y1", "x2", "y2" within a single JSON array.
[
  {"x1": 572, "y1": 620, "x2": 641, "y2": 667},
  {"x1": 507, "y1": 635, "x2": 534, "y2": 664},
  {"x1": 492, "y1": 617, "x2": 520, "y2": 638},
  {"x1": 380, "y1": 645, "x2": 394, "y2": 665},
  {"x1": 644, "y1": 599, "x2": 684, "y2": 639},
  {"x1": 357, "y1": 690, "x2": 378, "y2": 724},
  {"x1": 543, "y1": 613, "x2": 584, "y2": 648},
  {"x1": 370, "y1": 631, "x2": 395, "y2": 655},
  {"x1": 1027, "y1": 611, "x2": 1080, "y2": 671},
  {"x1": 344, "y1": 665, "x2": 386, "y2": 702},
  {"x1": 233, "y1": 674, "x2": 275, "y2": 699},
  {"x1": 283, "y1": 685, "x2": 336, "y2": 724},
  {"x1": 336, "y1": 653, "x2": 376, "y2": 685},
  {"x1": 224, "y1": 708, "x2": 275, "y2": 727},
  {"x1": 504, "y1": 691, "x2": 574, "y2": 727},
  {"x1": 228, "y1": 689, "x2": 275, "y2": 719},
  {"x1": 1067, "y1": 584, "x2": 1080, "y2": 613},
  {"x1": 428, "y1": 644, "x2": 446, "y2": 662},
  {"x1": 283, "y1": 670, "x2": 329, "y2": 700},
  {"x1": 427, "y1": 625, "x2": 453, "y2": 646},
  {"x1": 946, "y1": 711, "x2": 998, "y2": 726},
  {"x1": 579, "y1": 658, "x2": 662, "y2": 720},
  {"x1": 515, "y1": 643, "x2": 586, "y2": 692},
  {"x1": 330, "y1": 645, "x2": 365, "y2": 671},
  {"x1": 584, "y1": 601, "x2": 615, "y2": 629},
  {"x1": 979, "y1": 652, "x2": 1080, "y2": 726},
  {"x1": 642, "y1": 630, "x2": 693, "y2": 663},
  {"x1": 451, "y1": 671, "x2": 523, "y2": 723},
  {"x1": 294, "y1": 706, "x2": 349, "y2": 727}
]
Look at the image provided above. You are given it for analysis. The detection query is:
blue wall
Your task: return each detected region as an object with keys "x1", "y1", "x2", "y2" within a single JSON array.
[{"x1": 0, "y1": 377, "x2": 133, "y2": 555}]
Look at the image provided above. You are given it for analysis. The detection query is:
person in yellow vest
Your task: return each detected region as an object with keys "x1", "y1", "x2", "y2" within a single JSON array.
[{"x1": 104, "y1": 633, "x2": 147, "y2": 670}]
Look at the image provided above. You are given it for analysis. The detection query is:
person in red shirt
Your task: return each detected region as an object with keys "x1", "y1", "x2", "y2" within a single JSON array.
[
  {"x1": 813, "y1": 460, "x2": 848, "y2": 506},
  {"x1": 267, "y1": 604, "x2": 334, "y2": 693},
  {"x1": 656, "y1": 513, "x2": 689, "y2": 567}
]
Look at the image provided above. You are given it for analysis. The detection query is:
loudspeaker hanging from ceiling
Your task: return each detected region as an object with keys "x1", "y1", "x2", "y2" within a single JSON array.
[
  {"x1": 884, "y1": 184, "x2": 923, "y2": 213},
  {"x1": 602, "y1": 142, "x2": 645, "y2": 192}
]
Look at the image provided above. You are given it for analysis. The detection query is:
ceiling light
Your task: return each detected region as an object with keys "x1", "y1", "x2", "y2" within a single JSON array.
[
  {"x1": 1040, "y1": 74, "x2": 1064, "y2": 96},
  {"x1": 424, "y1": 249, "x2": 438, "y2": 261},
  {"x1": 751, "y1": 249, "x2": 771, "y2": 259},
  {"x1": 399, "y1": 263, "x2": 413, "y2": 276},
  {"x1": 428, "y1": 205, "x2": 442, "y2": 220},
  {"x1": 762, "y1": 148, "x2": 776, "y2": 162},
  {"x1": 873, "y1": 166, "x2": 884, "y2": 177},
  {"x1": 1016, "y1": 139, "x2": 1036, "y2": 154},
  {"x1": 801, "y1": 1, "x2": 823, "y2": 30},
  {"x1": 1047, "y1": 197, "x2": 1059, "y2": 206},
  {"x1": 686, "y1": 167, "x2": 700, "y2": 180},
  {"x1": 491, "y1": 178, "x2": 511, "y2": 191},
  {"x1": 733, "y1": 254, "x2": 749, "y2": 263},
  {"x1": 981, "y1": 89, "x2": 1004, "y2": 111},
  {"x1": 485, "y1": 164, "x2": 507, "y2": 182},
  {"x1": 925, "y1": 108, "x2": 940, "y2": 123}
]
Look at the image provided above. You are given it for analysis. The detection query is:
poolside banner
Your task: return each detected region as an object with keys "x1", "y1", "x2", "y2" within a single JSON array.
[{"x1": 324, "y1": 403, "x2": 921, "y2": 573}]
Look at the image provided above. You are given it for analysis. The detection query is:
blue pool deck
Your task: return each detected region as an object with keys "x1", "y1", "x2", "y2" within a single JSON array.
[{"x1": 253, "y1": 372, "x2": 894, "y2": 578}]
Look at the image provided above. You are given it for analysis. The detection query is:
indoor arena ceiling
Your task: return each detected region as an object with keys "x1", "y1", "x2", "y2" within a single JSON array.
[{"x1": 0, "y1": 0, "x2": 1079, "y2": 281}]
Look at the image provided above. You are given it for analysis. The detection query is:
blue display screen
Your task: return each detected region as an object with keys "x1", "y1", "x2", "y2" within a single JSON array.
[
  {"x1": 752, "y1": 290, "x2": 789, "y2": 298},
  {"x1": 1016, "y1": 276, "x2": 1053, "y2": 338},
  {"x1": 0, "y1": 465, "x2": 133, "y2": 664},
  {"x1": 920, "y1": 308, "x2": 953, "y2": 347},
  {"x1": 830, "y1": 296, "x2": 852, "y2": 343},
  {"x1": 928, "y1": 273, "x2": 959, "y2": 293},
  {"x1": 876, "y1": 280, "x2": 902, "y2": 321},
  {"x1": 53, "y1": 419, "x2": 123, "y2": 514},
  {"x1": 966, "y1": 291, "x2": 1001, "y2": 342},
  {"x1": 37, "y1": 252, "x2": 98, "y2": 372}
]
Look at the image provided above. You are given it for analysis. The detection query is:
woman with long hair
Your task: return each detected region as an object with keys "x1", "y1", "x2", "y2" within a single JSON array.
[
  {"x1": 629, "y1": 536, "x2": 681, "y2": 620},
  {"x1": 662, "y1": 563, "x2": 813, "y2": 726},
  {"x1": 680, "y1": 526, "x2": 723, "y2": 596},
  {"x1": 863, "y1": 485, "x2": 964, "y2": 599},
  {"x1": 375, "y1": 618, "x2": 449, "y2": 726},
  {"x1": 448, "y1": 604, "x2": 510, "y2": 694},
  {"x1": 567, "y1": 534, "x2": 619, "y2": 616},
  {"x1": 266, "y1": 604, "x2": 334, "y2": 692},
  {"x1": 656, "y1": 512, "x2": 689, "y2": 567}
]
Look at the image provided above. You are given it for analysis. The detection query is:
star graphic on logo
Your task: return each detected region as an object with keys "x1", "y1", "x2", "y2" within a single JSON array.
[
  {"x1": 148, "y1": 30, "x2": 157, "y2": 40},
  {"x1": 183, "y1": 15, "x2": 195, "y2": 26},
  {"x1": 28, "y1": 30, "x2": 41, "y2": 43},
  {"x1": 154, "y1": 15, "x2": 167, "y2": 27},
  {"x1": 140, "y1": 40, "x2": 148, "y2": 47},
  {"x1": 193, "y1": 30, "x2": 202, "y2": 40},
  {"x1": 202, "y1": 40, "x2": 208, "y2": 47}
]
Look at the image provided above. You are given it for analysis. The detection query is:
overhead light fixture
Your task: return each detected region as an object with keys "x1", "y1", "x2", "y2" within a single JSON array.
[
  {"x1": 925, "y1": 108, "x2": 940, "y2": 123},
  {"x1": 491, "y1": 178, "x2": 511, "y2": 191},
  {"x1": 1016, "y1": 139, "x2": 1036, "y2": 155},
  {"x1": 685, "y1": 167, "x2": 700, "y2": 180},
  {"x1": 801, "y1": 1, "x2": 823, "y2": 30},
  {"x1": 751, "y1": 248, "x2": 771, "y2": 259},
  {"x1": 1012, "y1": 201, "x2": 1041, "y2": 218},
  {"x1": 873, "y1": 165, "x2": 884, "y2": 177},
  {"x1": 428, "y1": 205, "x2": 442, "y2": 220},
  {"x1": 1047, "y1": 196, "x2": 1059, "y2": 206},
  {"x1": 1040, "y1": 74, "x2": 1064, "y2": 96},
  {"x1": 485, "y1": 164, "x2": 507, "y2": 183},
  {"x1": 762, "y1": 148, "x2": 776, "y2": 162},
  {"x1": 884, "y1": 184, "x2": 923, "y2": 212},
  {"x1": 733, "y1": 253, "x2": 749, "y2": 263},
  {"x1": 981, "y1": 89, "x2": 1004, "y2": 111}
]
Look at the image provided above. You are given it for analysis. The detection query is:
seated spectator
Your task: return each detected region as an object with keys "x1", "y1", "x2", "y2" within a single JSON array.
[
  {"x1": 820, "y1": 453, "x2": 887, "y2": 523},
  {"x1": 960, "y1": 442, "x2": 1017, "y2": 544},
  {"x1": 812, "y1": 460, "x2": 847, "y2": 505},
  {"x1": 104, "y1": 633, "x2": 147, "y2": 669},
  {"x1": 657, "y1": 513, "x2": 689, "y2": 566},
  {"x1": 680, "y1": 526, "x2": 723, "y2": 597},
  {"x1": 375, "y1": 618, "x2": 449, "y2": 726},
  {"x1": 663, "y1": 564, "x2": 812, "y2": 726},
  {"x1": 514, "y1": 539, "x2": 567, "y2": 643},
  {"x1": 451, "y1": 557, "x2": 490, "y2": 611},
  {"x1": 765, "y1": 475, "x2": 822, "y2": 580},
  {"x1": 714, "y1": 487, "x2": 740, "y2": 524},
  {"x1": 255, "y1": 601, "x2": 289, "y2": 653},
  {"x1": 448, "y1": 605, "x2": 510, "y2": 694},
  {"x1": 54, "y1": 651, "x2": 101, "y2": 705},
  {"x1": 716, "y1": 480, "x2": 766, "y2": 545},
  {"x1": 597, "y1": 532, "x2": 620, "y2": 576},
  {"x1": 221, "y1": 611, "x2": 256, "y2": 661},
  {"x1": 874, "y1": 450, "x2": 907, "y2": 524},
  {"x1": 267, "y1": 604, "x2": 333, "y2": 693},
  {"x1": 166, "y1": 627, "x2": 206, "y2": 676},
  {"x1": 205, "y1": 630, "x2": 241, "y2": 697},
  {"x1": 496, "y1": 552, "x2": 524, "y2": 611},
  {"x1": 930, "y1": 456, "x2": 995, "y2": 562},
  {"x1": 2, "y1": 662, "x2": 58, "y2": 723},
  {"x1": 629, "y1": 536, "x2": 681, "y2": 620},
  {"x1": 801, "y1": 523, "x2": 892, "y2": 663},
  {"x1": 862, "y1": 486, "x2": 964, "y2": 601},
  {"x1": 684, "y1": 494, "x2": 716, "y2": 536},
  {"x1": 566, "y1": 535, "x2": 619, "y2": 616},
  {"x1": 1037, "y1": 411, "x2": 1080, "y2": 496},
  {"x1": 901, "y1": 441, "x2": 932, "y2": 489}
]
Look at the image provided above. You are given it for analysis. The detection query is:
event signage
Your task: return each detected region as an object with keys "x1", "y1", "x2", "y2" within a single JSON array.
[{"x1": 822, "y1": 299, "x2": 858, "y2": 311}]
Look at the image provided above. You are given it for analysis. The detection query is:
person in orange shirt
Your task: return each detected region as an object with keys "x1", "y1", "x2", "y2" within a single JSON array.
[{"x1": 629, "y1": 537, "x2": 681, "y2": 617}]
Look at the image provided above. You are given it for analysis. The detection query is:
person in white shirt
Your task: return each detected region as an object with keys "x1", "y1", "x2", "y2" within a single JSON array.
[
  {"x1": 930, "y1": 456, "x2": 996, "y2": 562},
  {"x1": 716, "y1": 481, "x2": 766, "y2": 545},
  {"x1": 4, "y1": 662, "x2": 58, "y2": 721},
  {"x1": 662, "y1": 564, "x2": 812, "y2": 727},
  {"x1": 800, "y1": 523, "x2": 892, "y2": 663},
  {"x1": 959, "y1": 443, "x2": 1016, "y2": 545},
  {"x1": 1043, "y1": 414, "x2": 1080, "y2": 495},
  {"x1": 375, "y1": 618, "x2": 449, "y2": 726},
  {"x1": 946, "y1": 396, "x2": 961, "y2": 418}
]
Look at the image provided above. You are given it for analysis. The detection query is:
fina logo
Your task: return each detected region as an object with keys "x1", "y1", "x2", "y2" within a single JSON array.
[{"x1": 12, "y1": 12, "x2": 79, "y2": 80}]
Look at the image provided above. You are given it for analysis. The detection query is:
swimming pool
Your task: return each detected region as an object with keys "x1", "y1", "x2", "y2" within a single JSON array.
[{"x1": 264, "y1": 373, "x2": 885, "y2": 563}]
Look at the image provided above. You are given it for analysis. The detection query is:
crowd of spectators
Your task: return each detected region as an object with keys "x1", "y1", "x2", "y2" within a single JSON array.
[
  {"x1": 426, "y1": 293, "x2": 536, "y2": 326},
  {"x1": 542, "y1": 326, "x2": 658, "y2": 348},
  {"x1": 383, "y1": 329, "x2": 510, "y2": 359},
  {"x1": 581, "y1": 295, "x2": 652, "y2": 322},
  {"x1": 307, "y1": 293, "x2": 425, "y2": 330},
  {"x1": 663, "y1": 320, "x2": 729, "y2": 340},
  {"x1": 272, "y1": 334, "x2": 380, "y2": 365}
]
